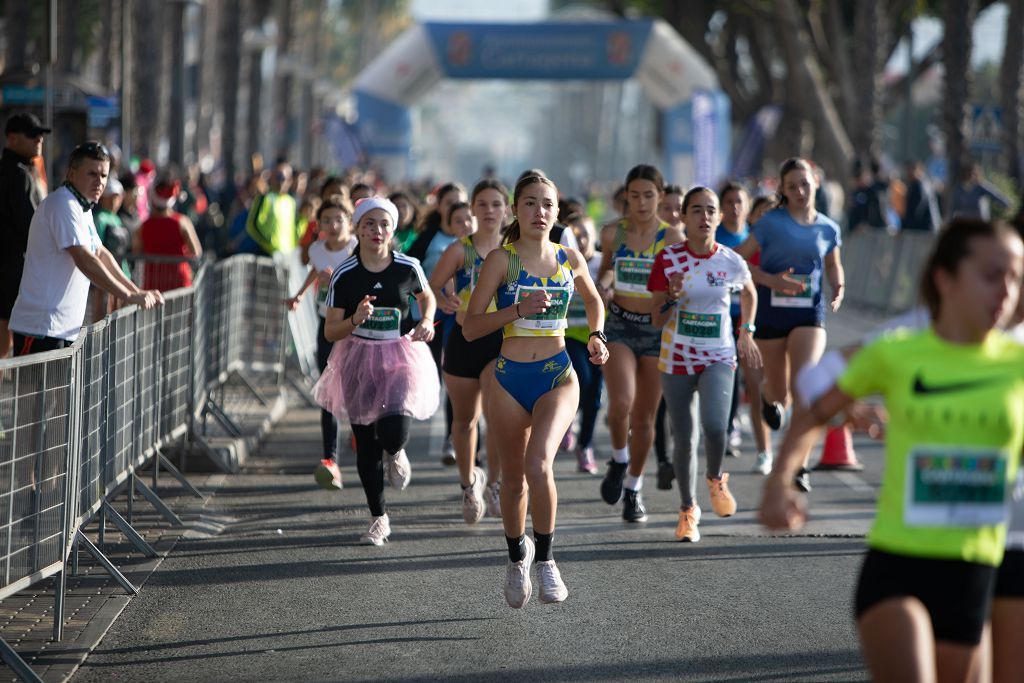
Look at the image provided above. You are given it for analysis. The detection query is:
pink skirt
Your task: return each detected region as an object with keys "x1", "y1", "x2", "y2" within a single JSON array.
[{"x1": 313, "y1": 334, "x2": 440, "y2": 425}]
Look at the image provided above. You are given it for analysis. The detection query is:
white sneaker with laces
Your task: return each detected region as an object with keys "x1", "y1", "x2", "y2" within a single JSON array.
[
  {"x1": 360, "y1": 514, "x2": 391, "y2": 546},
  {"x1": 536, "y1": 560, "x2": 568, "y2": 603},
  {"x1": 754, "y1": 451, "x2": 773, "y2": 475},
  {"x1": 485, "y1": 481, "x2": 502, "y2": 518},
  {"x1": 462, "y1": 467, "x2": 486, "y2": 524},
  {"x1": 504, "y1": 536, "x2": 535, "y2": 608},
  {"x1": 387, "y1": 449, "x2": 411, "y2": 490}
]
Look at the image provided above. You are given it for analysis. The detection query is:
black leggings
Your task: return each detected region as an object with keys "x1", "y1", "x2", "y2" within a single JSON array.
[
  {"x1": 316, "y1": 318, "x2": 339, "y2": 461},
  {"x1": 352, "y1": 415, "x2": 411, "y2": 516}
]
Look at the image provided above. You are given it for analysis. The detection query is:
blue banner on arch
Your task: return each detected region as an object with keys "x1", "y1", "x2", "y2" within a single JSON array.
[{"x1": 423, "y1": 21, "x2": 653, "y2": 80}]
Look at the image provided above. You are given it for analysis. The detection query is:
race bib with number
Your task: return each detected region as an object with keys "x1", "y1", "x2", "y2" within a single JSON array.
[
  {"x1": 513, "y1": 286, "x2": 570, "y2": 331},
  {"x1": 675, "y1": 311, "x2": 723, "y2": 347},
  {"x1": 770, "y1": 273, "x2": 815, "y2": 308},
  {"x1": 353, "y1": 307, "x2": 402, "y2": 340},
  {"x1": 614, "y1": 257, "x2": 655, "y2": 296},
  {"x1": 904, "y1": 448, "x2": 1010, "y2": 527}
]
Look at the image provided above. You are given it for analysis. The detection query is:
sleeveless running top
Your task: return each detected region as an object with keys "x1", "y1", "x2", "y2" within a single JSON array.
[
  {"x1": 495, "y1": 243, "x2": 575, "y2": 338},
  {"x1": 611, "y1": 221, "x2": 670, "y2": 299},
  {"x1": 454, "y1": 236, "x2": 483, "y2": 313}
]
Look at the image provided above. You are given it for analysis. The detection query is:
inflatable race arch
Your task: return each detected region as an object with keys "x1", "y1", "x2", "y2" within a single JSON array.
[{"x1": 352, "y1": 19, "x2": 730, "y2": 186}]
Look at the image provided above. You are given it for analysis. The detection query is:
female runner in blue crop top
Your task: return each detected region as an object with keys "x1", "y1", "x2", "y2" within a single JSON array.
[{"x1": 464, "y1": 174, "x2": 608, "y2": 609}]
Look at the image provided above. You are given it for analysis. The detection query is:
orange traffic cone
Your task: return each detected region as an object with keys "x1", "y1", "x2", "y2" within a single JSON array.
[{"x1": 813, "y1": 425, "x2": 864, "y2": 471}]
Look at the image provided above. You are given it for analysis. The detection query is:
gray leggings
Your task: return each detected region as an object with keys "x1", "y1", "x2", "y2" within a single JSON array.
[{"x1": 660, "y1": 363, "x2": 735, "y2": 509}]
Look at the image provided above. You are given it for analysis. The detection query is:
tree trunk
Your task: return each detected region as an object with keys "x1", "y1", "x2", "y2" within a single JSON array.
[
  {"x1": 133, "y1": 0, "x2": 164, "y2": 159},
  {"x1": 245, "y1": 0, "x2": 274, "y2": 169},
  {"x1": 5, "y1": 0, "x2": 30, "y2": 72},
  {"x1": 773, "y1": 0, "x2": 854, "y2": 181},
  {"x1": 1000, "y1": 0, "x2": 1024, "y2": 182},
  {"x1": 851, "y1": 0, "x2": 887, "y2": 160},
  {"x1": 941, "y1": 0, "x2": 977, "y2": 209},
  {"x1": 218, "y1": 0, "x2": 243, "y2": 186},
  {"x1": 273, "y1": 0, "x2": 295, "y2": 163}
]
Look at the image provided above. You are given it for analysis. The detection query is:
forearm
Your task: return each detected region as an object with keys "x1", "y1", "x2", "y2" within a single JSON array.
[
  {"x1": 766, "y1": 409, "x2": 825, "y2": 483},
  {"x1": 739, "y1": 285, "x2": 756, "y2": 326},
  {"x1": 584, "y1": 295, "x2": 605, "y2": 333},
  {"x1": 826, "y1": 260, "x2": 844, "y2": 294},
  {"x1": 323, "y1": 313, "x2": 359, "y2": 342},
  {"x1": 650, "y1": 292, "x2": 673, "y2": 329},
  {"x1": 464, "y1": 304, "x2": 519, "y2": 341},
  {"x1": 748, "y1": 265, "x2": 772, "y2": 288},
  {"x1": 79, "y1": 253, "x2": 133, "y2": 299},
  {"x1": 294, "y1": 270, "x2": 318, "y2": 298},
  {"x1": 99, "y1": 249, "x2": 139, "y2": 293}
]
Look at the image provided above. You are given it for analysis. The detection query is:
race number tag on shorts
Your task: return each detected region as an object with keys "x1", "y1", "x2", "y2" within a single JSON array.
[
  {"x1": 770, "y1": 273, "x2": 815, "y2": 308},
  {"x1": 904, "y1": 448, "x2": 1010, "y2": 527},
  {"x1": 353, "y1": 307, "x2": 402, "y2": 340},
  {"x1": 675, "y1": 311, "x2": 722, "y2": 347},
  {"x1": 566, "y1": 292, "x2": 588, "y2": 328},
  {"x1": 514, "y1": 286, "x2": 570, "y2": 331},
  {"x1": 614, "y1": 257, "x2": 655, "y2": 297}
]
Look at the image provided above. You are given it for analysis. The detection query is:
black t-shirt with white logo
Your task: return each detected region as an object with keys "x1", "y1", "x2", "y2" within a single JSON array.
[{"x1": 326, "y1": 251, "x2": 428, "y2": 337}]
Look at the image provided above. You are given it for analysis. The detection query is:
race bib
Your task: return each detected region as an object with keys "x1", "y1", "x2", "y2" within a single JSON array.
[
  {"x1": 566, "y1": 292, "x2": 588, "y2": 328},
  {"x1": 514, "y1": 286, "x2": 570, "y2": 331},
  {"x1": 353, "y1": 307, "x2": 402, "y2": 340},
  {"x1": 675, "y1": 311, "x2": 722, "y2": 347},
  {"x1": 770, "y1": 273, "x2": 815, "y2": 308},
  {"x1": 904, "y1": 448, "x2": 1010, "y2": 527},
  {"x1": 614, "y1": 257, "x2": 655, "y2": 297}
]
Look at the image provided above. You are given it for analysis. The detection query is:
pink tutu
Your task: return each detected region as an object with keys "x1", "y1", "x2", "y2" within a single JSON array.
[{"x1": 313, "y1": 334, "x2": 440, "y2": 425}]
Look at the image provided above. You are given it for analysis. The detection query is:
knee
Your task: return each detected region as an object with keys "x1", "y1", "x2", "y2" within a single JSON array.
[
  {"x1": 607, "y1": 396, "x2": 631, "y2": 419},
  {"x1": 502, "y1": 476, "x2": 527, "y2": 497},
  {"x1": 524, "y1": 458, "x2": 552, "y2": 486},
  {"x1": 451, "y1": 414, "x2": 480, "y2": 434}
]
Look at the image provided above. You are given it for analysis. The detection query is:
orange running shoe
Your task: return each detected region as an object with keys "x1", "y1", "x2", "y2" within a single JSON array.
[
  {"x1": 707, "y1": 473, "x2": 737, "y2": 517},
  {"x1": 675, "y1": 505, "x2": 701, "y2": 542}
]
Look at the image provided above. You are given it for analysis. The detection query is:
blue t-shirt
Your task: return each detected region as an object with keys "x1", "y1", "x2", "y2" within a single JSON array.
[
  {"x1": 751, "y1": 207, "x2": 841, "y2": 326},
  {"x1": 716, "y1": 224, "x2": 749, "y2": 318},
  {"x1": 422, "y1": 231, "x2": 459, "y2": 278},
  {"x1": 715, "y1": 224, "x2": 748, "y2": 250}
]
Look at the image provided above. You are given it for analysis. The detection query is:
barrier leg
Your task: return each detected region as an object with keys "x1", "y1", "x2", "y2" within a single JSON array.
[
  {"x1": 157, "y1": 452, "x2": 203, "y2": 498},
  {"x1": 127, "y1": 472, "x2": 134, "y2": 524},
  {"x1": 202, "y1": 398, "x2": 243, "y2": 438},
  {"x1": 285, "y1": 372, "x2": 318, "y2": 409},
  {"x1": 71, "y1": 535, "x2": 79, "y2": 576},
  {"x1": 75, "y1": 531, "x2": 138, "y2": 595},
  {"x1": 102, "y1": 502, "x2": 158, "y2": 557},
  {"x1": 53, "y1": 568, "x2": 66, "y2": 641},
  {"x1": 0, "y1": 638, "x2": 43, "y2": 683},
  {"x1": 231, "y1": 369, "x2": 268, "y2": 407},
  {"x1": 133, "y1": 478, "x2": 184, "y2": 527},
  {"x1": 97, "y1": 503, "x2": 106, "y2": 547}
]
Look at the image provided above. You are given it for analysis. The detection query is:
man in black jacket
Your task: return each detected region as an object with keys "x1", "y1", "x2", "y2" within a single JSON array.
[{"x1": 0, "y1": 112, "x2": 48, "y2": 358}]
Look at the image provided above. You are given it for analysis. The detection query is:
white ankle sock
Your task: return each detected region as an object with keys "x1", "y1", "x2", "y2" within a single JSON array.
[
  {"x1": 612, "y1": 447, "x2": 630, "y2": 464},
  {"x1": 624, "y1": 474, "x2": 643, "y2": 491}
]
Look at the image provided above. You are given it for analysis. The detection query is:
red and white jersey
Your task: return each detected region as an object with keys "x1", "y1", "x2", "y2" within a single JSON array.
[{"x1": 647, "y1": 242, "x2": 751, "y2": 375}]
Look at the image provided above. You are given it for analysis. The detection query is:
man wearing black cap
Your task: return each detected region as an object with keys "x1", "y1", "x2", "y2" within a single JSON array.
[{"x1": 0, "y1": 112, "x2": 49, "y2": 358}]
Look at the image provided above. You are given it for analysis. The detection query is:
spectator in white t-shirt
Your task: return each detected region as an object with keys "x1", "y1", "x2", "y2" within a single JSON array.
[{"x1": 9, "y1": 141, "x2": 163, "y2": 355}]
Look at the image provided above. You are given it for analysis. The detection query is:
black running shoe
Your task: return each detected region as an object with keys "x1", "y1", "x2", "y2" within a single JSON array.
[
  {"x1": 601, "y1": 460, "x2": 628, "y2": 504},
  {"x1": 622, "y1": 488, "x2": 648, "y2": 523},
  {"x1": 657, "y1": 460, "x2": 675, "y2": 490},
  {"x1": 794, "y1": 467, "x2": 812, "y2": 493},
  {"x1": 761, "y1": 396, "x2": 783, "y2": 431}
]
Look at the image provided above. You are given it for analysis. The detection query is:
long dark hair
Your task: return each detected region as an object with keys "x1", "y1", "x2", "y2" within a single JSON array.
[
  {"x1": 624, "y1": 164, "x2": 665, "y2": 193},
  {"x1": 471, "y1": 178, "x2": 509, "y2": 204},
  {"x1": 920, "y1": 218, "x2": 1020, "y2": 320},
  {"x1": 503, "y1": 175, "x2": 558, "y2": 244},
  {"x1": 681, "y1": 186, "x2": 717, "y2": 213}
]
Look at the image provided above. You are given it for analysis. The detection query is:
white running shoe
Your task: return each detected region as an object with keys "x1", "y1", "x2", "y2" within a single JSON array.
[
  {"x1": 485, "y1": 481, "x2": 502, "y2": 518},
  {"x1": 462, "y1": 467, "x2": 486, "y2": 524},
  {"x1": 387, "y1": 449, "x2": 411, "y2": 490},
  {"x1": 754, "y1": 451, "x2": 773, "y2": 475},
  {"x1": 536, "y1": 560, "x2": 568, "y2": 604},
  {"x1": 360, "y1": 514, "x2": 391, "y2": 546},
  {"x1": 504, "y1": 536, "x2": 535, "y2": 609}
]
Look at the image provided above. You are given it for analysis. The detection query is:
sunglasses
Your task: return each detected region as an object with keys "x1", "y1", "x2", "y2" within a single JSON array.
[{"x1": 73, "y1": 141, "x2": 111, "y2": 157}]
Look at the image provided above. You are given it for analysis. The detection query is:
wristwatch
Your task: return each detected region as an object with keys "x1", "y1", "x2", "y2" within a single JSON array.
[
  {"x1": 739, "y1": 322, "x2": 756, "y2": 334},
  {"x1": 589, "y1": 330, "x2": 608, "y2": 343}
]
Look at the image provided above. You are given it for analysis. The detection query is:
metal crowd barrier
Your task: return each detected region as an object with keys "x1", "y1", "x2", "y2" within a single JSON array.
[
  {"x1": 840, "y1": 229, "x2": 935, "y2": 314},
  {"x1": 0, "y1": 254, "x2": 295, "y2": 682}
]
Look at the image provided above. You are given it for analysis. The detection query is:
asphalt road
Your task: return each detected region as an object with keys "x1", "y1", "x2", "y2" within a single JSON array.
[
  {"x1": 71, "y1": 392, "x2": 883, "y2": 682},
  {"x1": 71, "y1": 307, "x2": 888, "y2": 682}
]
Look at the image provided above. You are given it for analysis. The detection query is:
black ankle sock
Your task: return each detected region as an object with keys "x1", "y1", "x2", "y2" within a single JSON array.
[
  {"x1": 534, "y1": 532, "x2": 553, "y2": 562},
  {"x1": 506, "y1": 535, "x2": 526, "y2": 562}
]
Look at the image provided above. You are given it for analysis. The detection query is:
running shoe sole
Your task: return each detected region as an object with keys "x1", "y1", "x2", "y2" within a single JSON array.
[{"x1": 314, "y1": 462, "x2": 342, "y2": 490}]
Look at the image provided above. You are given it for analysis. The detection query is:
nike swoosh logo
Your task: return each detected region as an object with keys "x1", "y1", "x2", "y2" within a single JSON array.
[{"x1": 912, "y1": 374, "x2": 1005, "y2": 395}]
